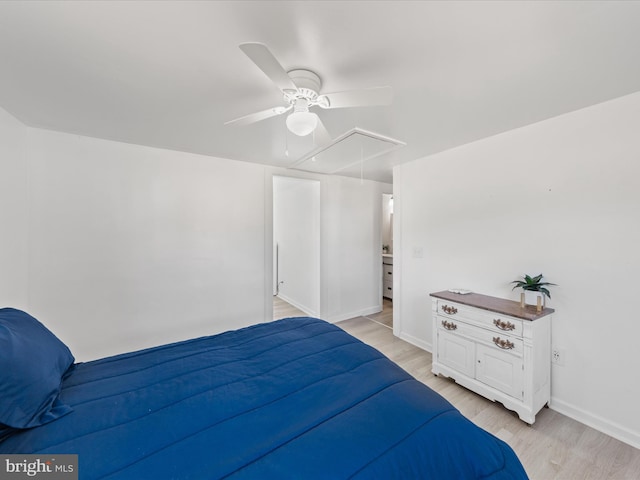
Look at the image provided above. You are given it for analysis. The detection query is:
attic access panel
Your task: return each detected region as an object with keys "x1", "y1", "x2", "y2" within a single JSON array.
[{"x1": 288, "y1": 128, "x2": 405, "y2": 176}]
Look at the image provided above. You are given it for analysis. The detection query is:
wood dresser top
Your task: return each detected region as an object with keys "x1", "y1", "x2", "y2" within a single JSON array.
[{"x1": 430, "y1": 290, "x2": 554, "y2": 321}]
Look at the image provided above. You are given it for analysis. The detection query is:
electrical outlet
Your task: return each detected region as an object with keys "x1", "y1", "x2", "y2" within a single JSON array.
[
  {"x1": 551, "y1": 348, "x2": 565, "y2": 366},
  {"x1": 412, "y1": 246, "x2": 424, "y2": 258}
]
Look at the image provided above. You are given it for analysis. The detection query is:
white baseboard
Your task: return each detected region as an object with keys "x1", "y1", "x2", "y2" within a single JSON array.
[
  {"x1": 326, "y1": 304, "x2": 382, "y2": 324},
  {"x1": 276, "y1": 294, "x2": 319, "y2": 319},
  {"x1": 398, "y1": 331, "x2": 431, "y2": 353},
  {"x1": 550, "y1": 397, "x2": 640, "y2": 449},
  {"x1": 394, "y1": 335, "x2": 640, "y2": 449}
]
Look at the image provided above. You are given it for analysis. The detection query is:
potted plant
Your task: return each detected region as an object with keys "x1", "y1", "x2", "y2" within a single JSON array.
[{"x1": 511, "y1": 273, "x2": 556, "y2": 308}]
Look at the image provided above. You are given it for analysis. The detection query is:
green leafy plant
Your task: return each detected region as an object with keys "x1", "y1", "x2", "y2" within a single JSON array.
[{"x1": 511, "y1": 274, "x2": 556, "y2": 299}]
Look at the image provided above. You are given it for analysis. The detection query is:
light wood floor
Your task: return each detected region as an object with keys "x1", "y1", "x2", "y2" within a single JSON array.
[
  {"x1": 273, "y1": 296, "x2": 394, "y2": 327},
  {"x1": 365, "y1": 297, "x2": 393, "y2": 328},
  {"x1": 337, "y1": 316, "x2": 640, "y2": 480},
  {"x1": 273, "y1": 296, "x2": 640, "y2": 479},
  {"x1": 273, "y1": 296, "x2": 307, "y2": 319}
]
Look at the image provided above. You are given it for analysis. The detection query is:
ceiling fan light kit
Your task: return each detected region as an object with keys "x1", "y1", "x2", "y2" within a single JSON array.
[
  {"x1": 283, "y1": 70, "x2": 322, "y2": 136},
  {"x1": 286, "y1": 109, "x2": 318, "y2": 137}
]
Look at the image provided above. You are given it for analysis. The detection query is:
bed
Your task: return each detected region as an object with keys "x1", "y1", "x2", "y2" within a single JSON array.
[{"x1": 1, "y1": 308, "x2": 528, "y2": 479}]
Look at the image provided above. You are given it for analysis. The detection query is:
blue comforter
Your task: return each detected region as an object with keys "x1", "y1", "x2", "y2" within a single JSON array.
[{"x1": 1, "y1": 317, "x2": 527, "y2": 479}]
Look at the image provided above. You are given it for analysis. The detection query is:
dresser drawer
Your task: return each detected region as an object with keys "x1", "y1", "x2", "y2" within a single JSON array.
[
  {"x1": 437, "y1": 315, "x2": 478, "y2": 338},
  {"x1": 383, "y1": 280, "x2": 393, "y2": 299},
  {"x1": 438, "y1": 315, "x2": 523, "y2": 357},
  {"x1": 436, "y1": 299, "x2": 523, "y2": 337},
  {"x1": 383, "y1": 264, "x2": 393, "y2": 278},
  {"x1": 472, "y1": 326, "x2": 523, "y2": 357}
]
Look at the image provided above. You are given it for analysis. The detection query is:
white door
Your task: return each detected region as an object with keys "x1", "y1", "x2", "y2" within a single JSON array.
[
  {"x1": 273, "y1": 176, "x2": 321, "y2": 317},
  {"x1": 476, "y1": 344, "x2": 523, "y2": 399},
  {"x1": 437, "y1": 330, "x2": 476, "y2": 378}
]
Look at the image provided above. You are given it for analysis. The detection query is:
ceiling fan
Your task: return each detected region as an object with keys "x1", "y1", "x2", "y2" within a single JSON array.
[{"x1": 225, "y1": 43, "x2": 393, "y2": 144}]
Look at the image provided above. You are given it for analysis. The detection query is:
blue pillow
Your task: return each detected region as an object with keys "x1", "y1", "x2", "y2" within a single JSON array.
[{"x1": 0, "y1": 308, "x2": 75, "y2": 429}]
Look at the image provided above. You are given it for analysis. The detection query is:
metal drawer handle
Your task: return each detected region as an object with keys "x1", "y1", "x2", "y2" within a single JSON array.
[
  {"x1": 493, "y1": 319, "x2": 516, "y2": 331},
  {"x1": 441, "y1": 305, "x2": 458, "y2": 315},
  {"x1": 441, "y1": 320, "x2": 457, "y2": 331},
  {"x1": 493, "y1": 337, "x2": 515, "y2": 350}
]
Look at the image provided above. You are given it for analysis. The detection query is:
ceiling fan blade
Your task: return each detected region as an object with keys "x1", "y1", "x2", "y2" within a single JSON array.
[
  {"x1": 239, "y1": 43, "x2": 299, "y2": 94},
  {"x1": 318, "y1": 86, "x2": 393, "y2": 109},
  {"x1": 224, "y1": 105, "x2": 290, "y2": 127},
  {"x1": 313, "y1": 116, "x2": 332, "y2": 147}
]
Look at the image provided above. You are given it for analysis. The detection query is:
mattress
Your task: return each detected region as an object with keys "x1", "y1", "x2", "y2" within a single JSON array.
[{"x1": 1, "y1": 317, "x2": 527, "y2": 479}]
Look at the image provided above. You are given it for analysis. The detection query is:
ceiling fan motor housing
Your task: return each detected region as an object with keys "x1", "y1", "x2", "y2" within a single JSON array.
[{"x1": 286, "y1": 69, "x2": 322, "y2": 103}]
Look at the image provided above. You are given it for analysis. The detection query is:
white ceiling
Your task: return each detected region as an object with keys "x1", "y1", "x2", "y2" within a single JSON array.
[{"x1": 1, "y1": 1, "x2": 639, "y2": 183}]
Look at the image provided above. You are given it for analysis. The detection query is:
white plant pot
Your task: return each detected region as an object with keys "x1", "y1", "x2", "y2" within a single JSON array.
[{"x1": 524, "y1": 290, "x2": 545, "y2": 307}]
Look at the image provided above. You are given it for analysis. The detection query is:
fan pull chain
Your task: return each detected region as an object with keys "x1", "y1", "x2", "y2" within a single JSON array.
[
  {"x1": 360, "y1": 142, "x2": 364, "y2": 185},
  {"x1": 284, "y1": 122, "x2": 289, "y2": 157}
]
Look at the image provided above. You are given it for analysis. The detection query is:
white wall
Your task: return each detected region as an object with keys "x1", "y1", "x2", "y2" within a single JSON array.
[
  {"x1": 1, "y1": 106, "x2": 391, "y2": 361},
  {"x1": 20, "y1": 128, "x2": 268, "y2": 361},
  {"x1": 382, "y1": 193, "x2": 393, "y2": 254},
  {"x1": 0, "y1": 107, "x2": 29, "y2": 309},
  {"x1": 322, "y1": 175, "x2": 391, "y2": 322},
  {"x1": 273, "y1": 175, "x2": 320, "y2": 316},
  {"x1": 394, "y1": 91, "x2": 640, "y2": 448}
]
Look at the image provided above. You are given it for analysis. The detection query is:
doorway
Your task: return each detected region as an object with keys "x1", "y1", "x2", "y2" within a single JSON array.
[
  {"x1": 377, "y1": 193, "x2": 394, "y2": 328},
  {"x1": 272, "y1": 176, "x2": 321, "y2": 319}
]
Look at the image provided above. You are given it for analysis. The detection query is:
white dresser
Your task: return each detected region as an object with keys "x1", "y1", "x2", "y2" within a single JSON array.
[
  {"x1": 430, "y1": 291, "x2": 553, "y2": 424},
  {"x1": 382, "y1": 255, "x2": 393, "y2": 299}
]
